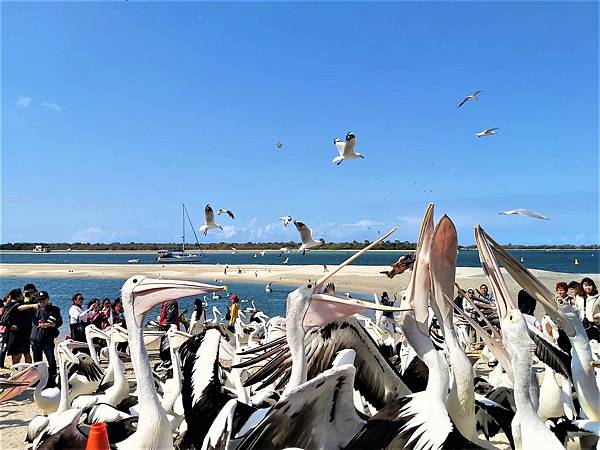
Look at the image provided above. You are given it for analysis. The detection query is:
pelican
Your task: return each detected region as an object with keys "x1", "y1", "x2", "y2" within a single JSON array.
[
  {"x1": 502, "y1": 309, "x2": 564, "y2": 449},
  {"x1": 217, "y1": 208, "x2": 235, "y2": 219},
  {"x1": 458, "y1": 90, "x2": 483, "y2": 108},
  {"x1": 11, "y1": 361, "x2": 59, "y2": 414},
  {"x1": 114, "y1": 276, "x2": 226, "y2": 449},
  {"x1": 231, "y1": 247, "x2": 237, "y2": 254},
  {"x1": 332, "y1": 131, "x2": 364, "y2": 165},
  {"x1": 282, "y1": 257, "x2": 289, "y2": 264},
  {"x1": 476, "y1": 128, "x2": 498, "y2": 137},
  {"x1": 294, "y1": 220, "x2": 324, "y2": 255},
  {"x1": 278, "y1": 216, "x2": 292, "y2": 227},
  {"x1": 199, "y1": 204, "x2": 223, "y2": 235},
  {"x1": 265, "y1": 282, "x2": 273, "y2": 292},
  {"x1": 499, "y1": 209, "x2": 550, "y2": 220}
]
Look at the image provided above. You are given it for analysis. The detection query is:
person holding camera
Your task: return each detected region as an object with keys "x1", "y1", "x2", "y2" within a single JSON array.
[{"x1": 30, "y1": 291, "x2": 62, "y2": 386}]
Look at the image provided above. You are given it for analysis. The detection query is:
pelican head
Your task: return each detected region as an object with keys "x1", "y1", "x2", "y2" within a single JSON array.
[
  {"x1": 501, "y1": 309, "x2": 533, "y2": 355},
  {"x1": 122, "y1": 275, "x2": 226, "y2": 327}
]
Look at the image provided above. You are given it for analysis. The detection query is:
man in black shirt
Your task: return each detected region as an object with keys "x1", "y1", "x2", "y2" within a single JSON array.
[{"x1": 30, "y1": 291, "x2": 62, "y2": 386}]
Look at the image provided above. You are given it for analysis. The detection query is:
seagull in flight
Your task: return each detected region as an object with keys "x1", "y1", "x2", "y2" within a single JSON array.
[
  {"x1": 278, "y1": 215, "x2": 293, "y2": 227},
  {"x1": 499, "y1": 209, "x2": 550, "y2": 220},
  {"x1": 199, "y1": 204, "x2": 223, "y2": 235},
  {"x1": 294, "y1": 220, "x2": 324, "y2": 255},
  {"x1": 458, "y1": 90, "x2": 483, "y2": 108},
  {"x1": 217, "y1": 208, "x2": 235, "y2": 219},
  {"x1": 276, "y1": 142, "x2": 283, "y2": 150},
  {"x1": 332, "y1": 131, "x2": 364, "y2": 165},
  {"x1": 278, "y1": 247, "x2": 290, "y2": 257},
  {"x1": 476, "y1": 127, "x2": 498, "y2": 137}
]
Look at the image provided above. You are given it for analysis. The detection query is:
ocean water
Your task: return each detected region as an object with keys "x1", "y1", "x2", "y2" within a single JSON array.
[
  {"x1": 0, "y1": 277, "x2": 303, "y2": 338},
  {"x1": 1, "y1": 249, "x2": 598, "y2": 274}
]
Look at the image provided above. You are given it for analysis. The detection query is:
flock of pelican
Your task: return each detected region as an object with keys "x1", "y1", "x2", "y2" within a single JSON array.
[{"x1": 1, "y1": 204, "x2": 598, "y2": 450}]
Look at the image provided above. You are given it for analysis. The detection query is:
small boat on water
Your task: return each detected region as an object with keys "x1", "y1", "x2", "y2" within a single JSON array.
[
  {"x1": 32, "y1": 245, "x2": 51, "y2": 253},
  {"x1": 156, "y1": 203, "x2": 201, "y2": 264},
  {"x1": 128, "y1": 259, "x2": 140, "y2": 264}
]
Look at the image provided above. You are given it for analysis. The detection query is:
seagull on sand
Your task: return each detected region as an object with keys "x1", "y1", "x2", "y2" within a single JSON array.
[
  {"x1": 332, "y1": 131, "x2": 364, "y2": 165},
  {"x1": 294, "y1": 220, "x2": 324, "y2": 255},
  {"x1": 458, "y1": 90, "x2": 483, "y2": 108},
  {"x1": 278, "y1": 215, "x2": 293, "y2": 227},
  {"x1": 476, "y1": 128, "x2": 498, "y2": 137},
  {"x1": 217, "y1": 208, "x2": 235, "y2": 219},
  {"x1": 199, "y1": 204, "x2": 223, "y2": 235},
  {"x1": 499, "y1": 209, "x2": 550, "y2": 220}
]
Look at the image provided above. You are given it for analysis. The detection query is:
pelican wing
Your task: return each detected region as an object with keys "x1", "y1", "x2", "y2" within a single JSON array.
[
  {"x1": 68, "y1": 353, "x2": 104, "y2": 383},
  {"x1": 179, "y1": 329, "x2": 235, "y2": 449},
  {"x1": 236, "y1": 364, "x2": 364, "y2": 450},
  {"x1": 236, "y1": 318, "x2": 411, "y2": 409},
  {"x1": 205, "y1": 204, "x2": 216, "y2": 225},
  {"x1": 527, "y1": 324, "x2": 572, "y2": 380}
]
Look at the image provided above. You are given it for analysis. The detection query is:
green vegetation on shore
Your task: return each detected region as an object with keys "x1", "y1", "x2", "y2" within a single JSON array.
[{"x1": 1, "y1": 242, "x2": 598, "y2": 251}]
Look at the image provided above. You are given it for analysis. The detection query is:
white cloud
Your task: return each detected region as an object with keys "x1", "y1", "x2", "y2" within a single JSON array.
[
  {"x1": 221, "y1": 226, "x2": 237, "y2": 239},
  {"x1": 16, "y1": 97, "x2": 32, "y2": 107},
  {"x1": 42, "y1": 101, "x2": 62, "y2": 112},
  {"x1": 342, "y1": 219, "x2": 383, "y2": 228}
]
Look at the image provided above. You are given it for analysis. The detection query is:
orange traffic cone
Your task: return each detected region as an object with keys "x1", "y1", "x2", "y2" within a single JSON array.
[{"x1": 86, "y1": 422, "x2": 110, "y2": 450}]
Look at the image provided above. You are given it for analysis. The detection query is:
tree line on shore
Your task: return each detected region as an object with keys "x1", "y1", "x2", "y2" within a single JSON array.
[{"x1": 1, "y1": 242, "x2": 598, "y2": 251}]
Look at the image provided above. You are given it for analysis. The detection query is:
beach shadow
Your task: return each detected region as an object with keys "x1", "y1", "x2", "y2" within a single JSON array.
[{"x1": 0, "y1": 418, "x2": 30, "y2": 427}]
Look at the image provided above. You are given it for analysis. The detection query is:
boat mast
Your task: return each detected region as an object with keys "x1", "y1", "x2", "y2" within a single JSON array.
[{"x1": 182, "y1": 203, "x2": 186, "y2": 253}]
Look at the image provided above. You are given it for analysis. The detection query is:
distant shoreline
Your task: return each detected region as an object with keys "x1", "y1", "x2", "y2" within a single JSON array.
[{"x1": 1, "y1": 248, "x2": 598, "y2": 254}]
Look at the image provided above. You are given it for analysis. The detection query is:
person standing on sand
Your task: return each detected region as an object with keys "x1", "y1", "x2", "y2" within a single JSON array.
[
  {"x1": 30, "y1": 291, "x2": 62, "y2": 387},
  {"x1": 0, "y1": 293, "x2": 15, "y2": 368},
  {"x1": 581, "y1": 277, "x2": 600, "y2": 341},
  {"x1": 380, "y1": 291, "x2": 396, "y2": 333},
  {"x1": 69, "y1": 293, "x2": 96, "y2": 341},
  {"x1": 227, "y1": 294, "x2": 240, "y2": 332},
  {"x1": 5, "y1": 289, "x2": 40, "y2": 365}
]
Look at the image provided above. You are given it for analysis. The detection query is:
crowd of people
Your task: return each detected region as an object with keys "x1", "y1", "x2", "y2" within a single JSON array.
[{"x1": 0, "y1": 284, "x2": 128, "y2": 384}]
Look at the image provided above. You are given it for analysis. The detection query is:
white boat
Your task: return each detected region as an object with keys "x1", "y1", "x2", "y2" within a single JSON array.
[
  {"x1": 32, "y1": 245, "x2": 51, "y2": 253},
  {"x1": 128, "y1": 258, "x2": 140, "y2": 264},
  {"x1": 156, "y1": 203, "x2": 201, "y2": 264}
]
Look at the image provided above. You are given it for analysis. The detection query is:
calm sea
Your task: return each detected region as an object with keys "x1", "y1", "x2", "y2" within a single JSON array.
[{"x1": 1, "y1": 249, "x2": 598, "y2": 273}]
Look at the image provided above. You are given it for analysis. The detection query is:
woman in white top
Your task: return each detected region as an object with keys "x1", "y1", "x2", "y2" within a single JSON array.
[
  {"x1": 68, "y1": 293, "x2": 96, "y2": 341},
  {"x1": 580, "y1": 278, "x2": 600, "y2": 342}
]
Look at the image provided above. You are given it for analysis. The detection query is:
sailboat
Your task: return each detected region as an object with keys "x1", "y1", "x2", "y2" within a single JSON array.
[{"x1": 155, "y1": 204, "x2": 202, "y2": 263}]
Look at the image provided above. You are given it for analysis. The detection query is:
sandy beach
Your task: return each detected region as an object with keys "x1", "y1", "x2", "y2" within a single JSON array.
[{"x1": 1, "y1": 263, "x2": 596, "y2": 299}]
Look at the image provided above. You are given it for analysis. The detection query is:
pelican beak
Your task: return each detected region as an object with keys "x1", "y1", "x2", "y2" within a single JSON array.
[
  {"x1": 476, "y1": 227, "x2": 576, "y2": 337},
  {"x1": 304, "y1": 292, "x2": 411, "y2": 328},
  {"x1": 86, "y1": 324, "x2": 109, "y2": 341},
  {"x1": 429, "y1": 214, "x2": 458, "y2": 331},
  {"x1": 403, "y1": 203, "x2": 435, "y2": 331},
  {"x1": 132, "y1": 277, "x2": 225, "y2": 325},
  {"x1": 58, "y1": 342, "x2": 83, "y2": 365},
  {"x1": 167, "y1": 329, "x2": 192, "y2": 349},
  {"x1": 0, "y1": 364, "x2": 41, "y2": 402},
  {"x1": 305, "y1": 227, "x2": 407, "y2": 328},
  {"x1": 111, "y1": 325, "x2": 130, "y2": 343}
]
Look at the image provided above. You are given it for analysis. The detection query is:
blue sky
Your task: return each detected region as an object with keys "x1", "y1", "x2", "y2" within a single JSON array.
[{"x1": 2, "y1": 2, "x2": 598, "y2": 245}]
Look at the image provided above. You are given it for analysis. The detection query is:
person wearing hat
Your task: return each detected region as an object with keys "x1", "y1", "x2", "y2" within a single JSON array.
[
  {"x1": 30, "y1": 291, "x2": 63, "y2": 386},
  {"x1": 227, "y1": 294, "x2": 240, "y2": 332}
]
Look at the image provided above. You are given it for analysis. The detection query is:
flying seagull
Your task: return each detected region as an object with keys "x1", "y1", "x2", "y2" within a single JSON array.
[
  {"x1": 499, "y1": 209, "x2": 550, "y2": 220},
  {"x1": 332, "y1": 131, "x2": 364, "y2": 165},
  {"x1": 294, "y1": 220, "x2": 324, "y2": 255},
  {"x1": 276, "y1": 142, "x2": 283, "y2": 150},
  {"x1": 476, "y1": 128, "x2": 498, "y2": 138},
  {"x1": 217, "y1": 208, "x2": 235, "y2": 219},
  {"x1": 278, "y1": 215, "x2": 293, "y2": 227},
  {"x1": 199, "y1": 204, "x2": 223, "y2": 235},
  {"x1": 458, "y1": 90, "x2": 483, "y2": 108}
]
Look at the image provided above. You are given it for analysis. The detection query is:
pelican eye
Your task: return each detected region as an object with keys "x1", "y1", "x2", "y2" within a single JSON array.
[
  {"x1": 133, "y1": 278, "x2": 138, "y2": 283},
  {"x1": 507, "y1": 312, "x2": 513, "y2": 322},
  {"x1": 307, "y1": 284, "x2": 312, "y2": 289}
]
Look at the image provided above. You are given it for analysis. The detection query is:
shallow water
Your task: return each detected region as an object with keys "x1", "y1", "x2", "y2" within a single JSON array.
[{"x1": 1, "y1": 249, "x2": 598, "y2": 273}]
